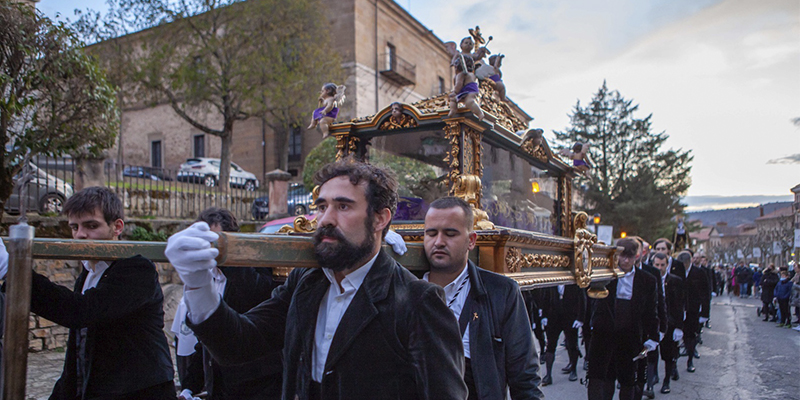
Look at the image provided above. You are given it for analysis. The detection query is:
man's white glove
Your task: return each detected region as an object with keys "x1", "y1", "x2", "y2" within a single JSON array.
[
  {"x1": 673, "y1": 328, "x2": 683, "y2": 342},
  {"x1": 711, "y1": 292, "x2": 717, "y2": 297},
  {"x1": 572, "y1": 320, "x2": 583, "y2": 329},
  {"x1": 699, "y1": 317, "x2": 708, "y2": 324},
  {"x1": 659, "y1": 332, "x2": 665, "y2": 342},
  {"x1": 644, "y1": 339, "x2": 658, "y2": 352},
  {"x1": 0, "y1": 237, "x2": 8, "y2": 280},
  {"x1": 384, "y1": 230, "x2": 407, "y2": 255},
  {"x1": 531, "y1": 322, "x2": 536, "y2": 330},
  {"x1": 165, "y1": 222, "x2": 219, "y2": 288},
  {"x1": 541, "y1": 318, "x2": 548, "y2": 328},
  {"x1": 178, "y1": 389, "x2": 201, "y2": 400}
]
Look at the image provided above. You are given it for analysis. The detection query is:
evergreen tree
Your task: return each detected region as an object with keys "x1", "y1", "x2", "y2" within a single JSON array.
[{"x1": 554, "y1": 81, "x2": 692, "y2": 241}]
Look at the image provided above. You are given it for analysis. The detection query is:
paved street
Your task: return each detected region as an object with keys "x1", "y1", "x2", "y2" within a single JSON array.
[
  {"x1": 540, "y1": 294, "x2": 800, "y2": 400},
  {"x1": 22, "y1": 294, "x2": 800, "y2": 400}
]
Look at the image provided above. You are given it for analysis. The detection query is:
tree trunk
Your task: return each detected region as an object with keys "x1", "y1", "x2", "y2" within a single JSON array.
[
  {"x1": 219, "y1": 132, "x2": 233, "y2": 192},
  {"x1": 74, "y1": 155, "x2": 107, "y2": 191}
]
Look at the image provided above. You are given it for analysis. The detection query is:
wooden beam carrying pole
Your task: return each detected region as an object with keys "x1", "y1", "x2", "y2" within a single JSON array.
[{"x1": 2, "y1": 223, "x2": 35, "y2": 400}]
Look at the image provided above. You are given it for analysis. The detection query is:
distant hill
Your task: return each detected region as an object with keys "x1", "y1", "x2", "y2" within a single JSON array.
[{"x1": 687, "y1": 202, "x2": 793, "y2": 227}]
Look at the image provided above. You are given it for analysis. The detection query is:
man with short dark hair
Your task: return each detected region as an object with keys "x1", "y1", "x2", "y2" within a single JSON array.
[
  {"x1": 423, "y1": 197, "x2": 544, "y2": 399},
  {"x1": 165, "y1": 160, "x2": 467, "y2": 400},
  {"x1": 587, "y1": 238, "x2": 658, "y2": 400},
  {"x1": 651, "y1": 252, "x2": 685, "y2": 394},
  {"x1": 1, "y1": 186, "x2": 175, "y2": 399},
  {"x1": 676, "y1": 251, "x2": 709, "y2": 373}
]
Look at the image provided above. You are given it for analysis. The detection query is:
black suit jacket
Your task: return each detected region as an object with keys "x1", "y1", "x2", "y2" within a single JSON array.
[
  {"x1": 29, "y1": 255, "x2": 174, "y2": 400},
  {"x1": 684, "y1": 265, "x2": 710, "y2": 319},
  {"x1": 540, "y1": 284, "x2": 586, "y2": 325},
  {"x1": 640, "y1": 264, "x2": 667, "y2": 334},
  {"x1": 190, "y1": 250, "x2": 467, "y2": 400},
  {"x1": 668, "y1": 258, "x2": 686, "y2": 281},
  {"x1": 590, "y1": 269, "x2": 659, "y2": 345},
  {"x1": 663, "y1": 273, "x2": 686, "y2": 331},
  {"x1": 463, "y1": 261, "x2": 544, "y2": 400},
  {"x1": 204, "y1": 266, "x2": 282, "y2": 399}
]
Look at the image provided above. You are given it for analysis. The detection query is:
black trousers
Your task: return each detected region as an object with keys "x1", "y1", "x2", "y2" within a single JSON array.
[
  {"x1": 587, "y1": 331, "x2": 639, "y2": 387},
  {"x1": 778, "y1": 299, "x2": 791, "y2": 324}
]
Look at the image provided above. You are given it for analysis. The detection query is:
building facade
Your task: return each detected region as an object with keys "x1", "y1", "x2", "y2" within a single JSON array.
[{"x1": 114, "y1": 0, "x2": 481, "y2": 182}]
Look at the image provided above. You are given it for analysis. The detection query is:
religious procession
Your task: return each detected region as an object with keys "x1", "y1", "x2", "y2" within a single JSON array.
[{"x1": 2, "y1": 0, "x2": 799, "y2": 400}]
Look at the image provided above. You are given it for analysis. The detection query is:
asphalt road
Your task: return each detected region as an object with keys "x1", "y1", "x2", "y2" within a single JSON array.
[
  {"x1": 540, "y1": 294, "x2": 800, "y2": 400},
  {"x1": 24, "y1": 293, "x2": 800, "y2": 400}
]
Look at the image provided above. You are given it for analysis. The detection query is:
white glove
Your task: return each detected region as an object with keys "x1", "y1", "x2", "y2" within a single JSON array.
[
  {"x1": 165, "y1": 222, "x2": 219, "y2": 288},
  {"x1": 531, "y1": 322, "x2": 536, "y2": 330},
  {"x1": 572, "y1": 320, "x2": 583, "y2": 329},
  {"x1": 644, "y1": 339, "x2": 658, "y2": 352},
  {"x1": 673, "y1": 328, "x2": 684, "y2": 342},
  {"x1": 699, "y1": 317, "x2": 708, "y2": 324},
  {"x1": 659, "y1": 332, "x2": 665, "y2": 342},
  {"x1": 0, "y1": 237, "x2": 8, "y2": 280},
  {"x1": 384, "y1": 230, "x2": 407, "y2": 255},
  {"x1": 541, "y1": 318, "x2": 548, "y2": 328},
  {"x1": 178, "y1": 389, "x2": 200, "y2": 400},
  {"x1": 711, "y1": 292, "x2": 717, "y2": 297}
]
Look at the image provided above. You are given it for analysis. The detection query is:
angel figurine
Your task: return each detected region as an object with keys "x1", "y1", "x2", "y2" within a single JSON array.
[
  {"x1": 559, "y1": 142, "x2": 594, "y2": 177},
  {"x1": 307, "y1": 83, "x2": 346, "y2": 138},
  {"x1": 487, "y1": 54, "x2": 506, "y2": 102},
  {"x1": 448, "y1": 53, "x2": 484, "y2": 120}
]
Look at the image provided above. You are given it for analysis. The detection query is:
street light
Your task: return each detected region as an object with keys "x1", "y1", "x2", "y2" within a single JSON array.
[{"x1": 592, "y1": 213, "x2": 601, "y2": 234}]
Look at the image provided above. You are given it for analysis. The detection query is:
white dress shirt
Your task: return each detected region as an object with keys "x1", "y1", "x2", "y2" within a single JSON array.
[
  {"x1": 312, "y1": 253, "x2": 378, "y2": 382},
  {"x1": 423, "y1": 263, "x2": 471, "y2": 358},
  {"x1": 616, "y1": 267, "x2": 636, "y2": 300},
  {"x1": 80, "y1": 260, "x2": 110, "y2": 294},
  {"x1": 172, "y1": 268, "x2": 228, "y2": 356}
]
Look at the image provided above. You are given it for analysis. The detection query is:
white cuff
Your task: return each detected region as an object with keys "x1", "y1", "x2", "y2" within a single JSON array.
[{"x1": 184, "y1": 284, "x2": 221, "y2": 324}]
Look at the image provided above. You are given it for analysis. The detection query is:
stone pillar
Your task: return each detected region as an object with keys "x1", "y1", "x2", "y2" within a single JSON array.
[{"x1": 265, "y1": 169, "x2": 292, "y2": 218}]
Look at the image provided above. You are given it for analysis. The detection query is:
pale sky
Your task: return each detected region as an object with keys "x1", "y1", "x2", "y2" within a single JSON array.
[{"x1": 40, "y1": 0, "x2": 800, "y2": 208}]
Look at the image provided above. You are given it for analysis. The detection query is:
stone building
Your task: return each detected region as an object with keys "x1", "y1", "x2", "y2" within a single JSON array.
[{"x1": 111, "y1": 0, "x2": 531, "y2": 182}]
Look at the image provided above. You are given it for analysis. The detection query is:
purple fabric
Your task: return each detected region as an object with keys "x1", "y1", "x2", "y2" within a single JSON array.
[
  {"x1": 456, "y1": 82, "x2": 480, "y2": 102},
  {"x1": 313, "y1": 107, "x2": 339, "y2": 121},
  {"x1": 489, "y1": 74, "x2": 502, "y2": 83},
  {"x1": 573, "y1": 159, "x2": 590, "y2": 168}
]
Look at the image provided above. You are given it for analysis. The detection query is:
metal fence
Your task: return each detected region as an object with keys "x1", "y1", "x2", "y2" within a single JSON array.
[{"x1": 9, "y1": 157, "x2": 316, "y2": 223}]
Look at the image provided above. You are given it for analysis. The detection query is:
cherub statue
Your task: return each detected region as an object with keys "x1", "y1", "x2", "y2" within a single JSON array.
[
  {"x1": 307, "y1": 83, "x2": 346, "y2": 138},
  {"x1": 379, "y1": 102, "x2": 417, "y2": 130},
  {"x1": 486, "y1": 54, "x2": 506, "y2": 102},
  {"x1": 559, "y1": 142, "x2": 594, "y2": 177},
  {"x1": 448, "y1": 53, "x2": 484, "y2": 120}
]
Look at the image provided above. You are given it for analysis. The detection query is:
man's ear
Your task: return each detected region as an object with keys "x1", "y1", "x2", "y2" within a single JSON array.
[
  {"x1": 373, "y1": 208, "x2": 392, "y2": 234},
  {"x1": 112, "y1": 219, "x2": 124, "y2": 240},
  {"x1": 467, "y1": 231, "x2": 477, "y2": 251}
]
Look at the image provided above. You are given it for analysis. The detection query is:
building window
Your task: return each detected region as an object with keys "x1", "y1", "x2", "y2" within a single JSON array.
[
  {"x1": 386, "y1": 43, "x2": 396, "y2": 71},
  {"x1": 193, "y1": 134, "x2": 205, "y2": 157},
  {"x1": 289, "y1": 126, "x2": 302, "y2": 162},
  {"x1": 151, "y1": 140, "x2": 162, "y2": 168},
  {"x1": 438, "y1": 76, "x2": 445, "y2": 94}
]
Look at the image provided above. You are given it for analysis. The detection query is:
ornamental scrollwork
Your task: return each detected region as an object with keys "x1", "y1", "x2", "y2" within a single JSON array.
[
  {"x1": 572, "y1": 212, "x2": 598, "y2": 288},
  {"x1": 505, "y1": 247, "x2": 571, "y2": 272},
  {"x1": 520, "y1": 128, "x2": 548, "y2": 162},
  {"x1": 443, "y1": 121, "x2": 461, "y2": 194},
  {"x1": 378, "y1": 114, "x2": 418, "y2": 130}
]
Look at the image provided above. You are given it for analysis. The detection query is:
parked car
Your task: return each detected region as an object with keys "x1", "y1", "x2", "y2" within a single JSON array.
[
  {"x1": 176, "y1": 157, "x2": 259, "y2": 190},
  {"x1": 123, "y1": 166, "x2": 172, "y2": 181},
  {"x1": 251, "y1": 184, "x2": 314, "y2": 219},
  {"x1": 4, "y1": 163, "x2": 73, "y2": 215}
]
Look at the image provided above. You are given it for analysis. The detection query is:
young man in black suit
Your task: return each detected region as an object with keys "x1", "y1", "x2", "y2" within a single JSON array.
[
  {"x1": 676, "y1": 251, "x2": 709, "y2": 374},
  {"x1": 423, "y1": 197, "x2": 544, "y2": 399},
  {"x1": 539, "y1": 283, "x2": 585, "y2": 385},
  {"x1": 1, "y1": 187, "x2": 175, "y2": 399},
  {"x1": 166, "y1": 160, "x2": 467, "y2": 400},
  {"x1": 587, "y1": 238, "x2": 659, "y2": 400},
  {"x1": 651, "y1": 252, "x2": 685, "y2": 394},
  {"x1": 632, "y1": 237, "x2": 666, "y2": 400}
]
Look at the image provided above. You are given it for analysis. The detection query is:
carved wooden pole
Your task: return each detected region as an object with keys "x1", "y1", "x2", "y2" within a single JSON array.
[{"x1": 2, "y1": 223, "x2": 34, "y2": 399}]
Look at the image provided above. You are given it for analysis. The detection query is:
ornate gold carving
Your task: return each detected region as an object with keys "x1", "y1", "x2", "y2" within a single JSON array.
[
  {"x1": 334, "y1": 134, "x2": 349, "y2": 161},
  {"x1": 378, "y1": 114, "x2": 418, "y2": 130},
  {"x1": 443, "y1": 121, "x2": 461, "y2": 194},
  {"x1": 505, "y1": 247, "x2": 571, "y2": 272},
  {"x1": 477, "y1": 80, "x2": 528, "y2": 133},
  {"x1": 276, "y1": 214, "x2": 318, "y2": 234},
  {"x1": 411, "y1": 93, "x2": 450, "y2": 115},
  {"x1": 348, "y1": 136, "x2": 360, "y2": 154},
  {"x1": 591, "y1": 257, "x2": 610, "y2": 268},
  {"x1": 572, "y1": 212, "x2": 598, "y2": 288},
  {"x1": 560, "y1": 177, "x2": 572, "y2": 237},
  {"x1": 520, "y1": 129, "x2": 548, "y2": 162}
]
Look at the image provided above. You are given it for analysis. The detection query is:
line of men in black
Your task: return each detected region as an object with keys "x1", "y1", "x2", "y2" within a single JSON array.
[
  {"x1": 526, "y1": 236, "x2": 712, "y2": 400},
  {"x1": 0, "y1": 161, "x2": 547, "y2": 400}
]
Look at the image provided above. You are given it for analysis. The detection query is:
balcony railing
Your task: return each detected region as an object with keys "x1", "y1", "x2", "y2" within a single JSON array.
[{"x1": 379, "y1": 52, "x2": 416, "y2": 86}]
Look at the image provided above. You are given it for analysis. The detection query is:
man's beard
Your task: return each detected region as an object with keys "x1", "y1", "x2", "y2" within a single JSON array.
[{"x1": 313, "y1": 220, "x2": 375, "y2": 272}]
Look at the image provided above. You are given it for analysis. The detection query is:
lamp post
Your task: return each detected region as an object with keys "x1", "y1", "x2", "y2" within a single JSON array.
[{"x1": 592, "y1": 213, "x2": 601, "y2": 235}]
